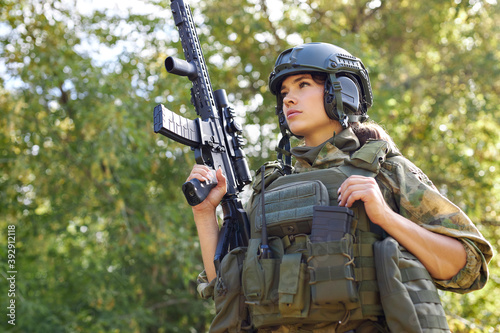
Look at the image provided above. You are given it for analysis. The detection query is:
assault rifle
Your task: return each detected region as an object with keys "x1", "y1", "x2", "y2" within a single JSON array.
[{"x1": 153, "y1": 0, "x2": 252, "y2": 270}]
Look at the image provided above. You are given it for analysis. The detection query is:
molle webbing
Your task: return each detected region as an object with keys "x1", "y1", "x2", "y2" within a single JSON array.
[
  {"x1": 374, "y1": 237, "x2": 450, "y2": 332},
  {"x1": 243, "y1": 164, "x2": 388, "y2": 326},
  {"x1": 354, "y1": 231, "x2": 383, "y2": 319},
  {"x1": 241, "y1": 140, "x2": 391, "y2": 328}
]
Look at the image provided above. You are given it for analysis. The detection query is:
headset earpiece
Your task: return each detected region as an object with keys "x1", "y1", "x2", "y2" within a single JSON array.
[{"x1": 324, "y1": 75, "x2": 361, "y2": 121}]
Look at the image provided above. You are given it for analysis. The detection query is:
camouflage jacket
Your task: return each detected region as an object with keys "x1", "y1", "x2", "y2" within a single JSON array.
[{"x1": 198, "y1": 128, "x2": 493, "y2": 297}]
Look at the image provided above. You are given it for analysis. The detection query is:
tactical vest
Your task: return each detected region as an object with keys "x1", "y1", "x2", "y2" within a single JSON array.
[
  {"x1": 209, "y1": 140, "x2": 450, "y2": 332},
  {"x1": 242, "y1": 140, "x2": 387, "y2": 328}
]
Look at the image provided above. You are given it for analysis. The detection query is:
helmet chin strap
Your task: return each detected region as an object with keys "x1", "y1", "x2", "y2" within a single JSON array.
[{"x1": 275, "y1": 106, "x2": 293, "y2": 175}]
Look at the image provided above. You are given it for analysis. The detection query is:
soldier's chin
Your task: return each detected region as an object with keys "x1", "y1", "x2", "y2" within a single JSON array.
[
  {"x1": 285, "y1": 123, "x2": 300, "y2": 138},
  {"x1": 288, "y1": 128, "x2": 304, "y2": 139}
]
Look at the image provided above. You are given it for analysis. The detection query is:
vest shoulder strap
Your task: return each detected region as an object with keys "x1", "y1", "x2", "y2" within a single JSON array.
[
  {"x1": 343, "y1": 139, "x2": 390, "y2": 175},
  {"x1": 251, "y1": 160, "x2": 288, "y2": 194}
]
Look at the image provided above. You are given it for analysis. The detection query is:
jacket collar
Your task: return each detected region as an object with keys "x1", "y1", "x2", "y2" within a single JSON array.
[{"x1": 291, "y1": 128, "x2": 360, "y2": 171}]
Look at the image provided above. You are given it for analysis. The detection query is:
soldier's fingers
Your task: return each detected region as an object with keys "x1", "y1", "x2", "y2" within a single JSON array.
[
  {"x1": 338, "y1": 183, "x2": 381, "y2": 207},
  {"x1": 187, "y1": 164, "x2": 214, "y2": 182},
  {"x1": 337, "y1": 175, "x2": 376, "y2": 199},
  {"x1": 215, "y1": 167, "x2": 226, "y2": 184},
  {"x1": 338, "y1": 175, "x2": 376, "y2": 192},
  {"x1": 211, "y1": 168, "x2": 227, "y2": 196}
]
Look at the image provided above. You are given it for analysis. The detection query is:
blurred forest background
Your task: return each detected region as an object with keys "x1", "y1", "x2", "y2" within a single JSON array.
[{"x1": 0, "y1": 0, "x2": 499, "y2": 332}]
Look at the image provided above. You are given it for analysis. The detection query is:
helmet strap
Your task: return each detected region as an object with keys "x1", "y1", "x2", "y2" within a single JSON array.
[
  {"x1": 348, "y1": 114, "x2": 369, "y2": 123},
  {"x1": 274, "y1": 106, "x2": 293, "y2": 174},
  {"x1": 276, "y1": 133, "x2": 293, "y2": 175}
]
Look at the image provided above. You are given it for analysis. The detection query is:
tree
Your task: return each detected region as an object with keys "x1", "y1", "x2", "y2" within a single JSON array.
[
  {"x1": 0, "y1": 0, "x2": 498, "y2": 332},
  {"x1": 1, "y1": 0, "x2": 212, "y2": 331}
]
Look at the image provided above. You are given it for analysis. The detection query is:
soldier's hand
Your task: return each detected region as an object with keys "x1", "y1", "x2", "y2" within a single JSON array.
[
  {"x1": 186, "y1": 164, "x2": 227, "y2": 215},
  {"x1": 337, "y1": 175, "x2": 392, "y2": 229}
]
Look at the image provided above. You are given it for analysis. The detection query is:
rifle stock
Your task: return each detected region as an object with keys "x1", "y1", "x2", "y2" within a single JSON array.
[{"x1": 154, "y1": 0, "x2": 252, "y2": 270}]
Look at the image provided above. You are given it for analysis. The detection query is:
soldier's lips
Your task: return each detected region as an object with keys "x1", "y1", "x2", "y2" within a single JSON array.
[{"x1": 286, "y1": 109, "x2": 302, "y2": 119}]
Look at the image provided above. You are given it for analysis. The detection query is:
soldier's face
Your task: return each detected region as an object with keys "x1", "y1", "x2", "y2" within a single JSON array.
[{"x1": 280, "y1": 74, "x2": 341, "y2": 146}]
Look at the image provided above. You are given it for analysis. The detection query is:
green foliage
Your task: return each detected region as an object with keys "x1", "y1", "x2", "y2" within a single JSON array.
[{"x1": 0, "y1": 0, "x2": 498, "y2": 332}]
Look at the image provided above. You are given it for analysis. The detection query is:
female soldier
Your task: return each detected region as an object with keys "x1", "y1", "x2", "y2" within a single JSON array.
[{"x1": 188, "y1": 43, "x2": 492, "y2": 332}]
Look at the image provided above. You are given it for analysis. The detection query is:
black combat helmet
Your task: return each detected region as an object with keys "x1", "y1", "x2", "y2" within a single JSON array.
[{"x1": 269, "y1": 42, "x2": 373, "y2": 131}]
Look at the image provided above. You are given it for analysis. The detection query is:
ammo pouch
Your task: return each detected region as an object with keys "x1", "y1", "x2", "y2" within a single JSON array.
[
  {"x1": 242, "y1": 181, "x2": 364, "y2": 328},
  {"x1": 242, "y1": 236, "x2": 310, "y2": 327},
  {"x1": 210, "y1": 247, "x2": 251, "y2": 333},
  {"x1": 374, "y1": 237, "x2": 450, "y2": 333},
  {"x1": 307, "y1": 228, "x2": 358, "y2": 307}
]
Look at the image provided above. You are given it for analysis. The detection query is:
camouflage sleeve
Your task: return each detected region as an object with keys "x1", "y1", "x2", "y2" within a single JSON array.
[
  {"x1": 378, "y1": 155, "x2": 493, "y2": 293},
  {"x1": 433, "y1": 239, "x2": 488, "y2": 293},
  {"x1": 197, "y1": 270, "x2": 216, "y2": 299}
]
